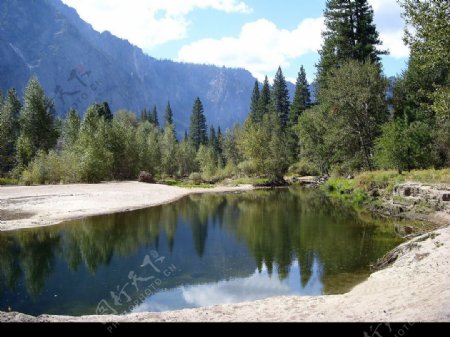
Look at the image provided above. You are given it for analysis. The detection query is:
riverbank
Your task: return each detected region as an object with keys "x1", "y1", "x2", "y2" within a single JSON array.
[
  {"x1": 0, "y1": 182, "x2": 253, "y2": 231},
  {"x1": 320, "y1": 170, "x2": 450, "y2": 228},
  {"x1": 1, "y1": 224, "x2": 449, "y2": 322}
]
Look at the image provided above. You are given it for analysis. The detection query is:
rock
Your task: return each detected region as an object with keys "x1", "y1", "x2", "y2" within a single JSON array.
[
  {"x1": 404, "y1": 187, "x2": 412, "y2": 197},
  {"x1": 404, "y1": 226, "x2": 414, "y2": 235},
  {"x1": 395, "y1": 224, "x2": 414, "y2": 236},
  {"x1": 443, "y1": 194, "x2": 450, "y2": 202},
  {"x1": 138, "y1": 171, "x2": 155, "y2": 184}
]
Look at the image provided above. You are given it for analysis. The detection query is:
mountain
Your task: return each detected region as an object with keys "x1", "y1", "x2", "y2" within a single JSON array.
[{"x1": 0, "y1": 0, "x2": 262, "y2": 133}]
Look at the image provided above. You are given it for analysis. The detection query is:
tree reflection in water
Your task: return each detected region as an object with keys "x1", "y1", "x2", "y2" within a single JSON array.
[{"x1": 0, "y1": 188, "x2": 402, "y2": 315}]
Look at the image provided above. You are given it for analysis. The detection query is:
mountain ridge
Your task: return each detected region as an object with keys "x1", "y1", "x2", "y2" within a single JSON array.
[{"x1": 0, "y1": 0, "x2": 265, "y2": 132}]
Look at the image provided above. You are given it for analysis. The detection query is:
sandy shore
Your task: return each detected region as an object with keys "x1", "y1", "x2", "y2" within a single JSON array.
[
  {"x1": 0, "y1": 182, "x2": 449, "y2": 322},
  {"x1": 0, "y1": 182, "x2": 253, "y2": 231}
]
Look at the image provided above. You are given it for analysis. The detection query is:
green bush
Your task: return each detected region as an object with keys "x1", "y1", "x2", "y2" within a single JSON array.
[
  {"x1": 0, "y1": 177, "x2": 18, "y2": 185},
  {"x1": 189, "y1": 172, "x2": 203, "y2": 185},
  {"x1": 20, "y1": 150, "x2": 83, "y2": 185},
  {"x1": 323, "y1": 177, "x2": 355, "y2": 193}
]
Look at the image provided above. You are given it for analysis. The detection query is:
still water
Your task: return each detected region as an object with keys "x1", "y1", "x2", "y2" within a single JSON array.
[{"x1": 0, "y1": 188, "x2": 402, "y2": 316}]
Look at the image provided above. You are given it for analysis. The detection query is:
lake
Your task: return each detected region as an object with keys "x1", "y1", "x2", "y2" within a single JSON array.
[{"x1": 0, "y1": 188, "x2": 403, "y2": 316}]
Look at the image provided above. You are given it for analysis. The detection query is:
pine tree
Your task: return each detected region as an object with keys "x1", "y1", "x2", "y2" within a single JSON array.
[
  {"x1": 152, "y1": 105, "x2": 159, "y2": 128},
  {"x1": 249, "y1": 80, "x2": 261, "y2": 123},
  {"x1": 216, "y1": 126, "x2": 224, "y2": 168},
  {"x1": 271, "y1": 67, "x2": 290, "y2": 129},
  {"x1": 290, "y1": 66, "x2": 311, "y2": 126},
  {"x1": 165, "y1": 101, "x2": 174, "y2": 127},
  {"x1": 99, "y1": 102, "x2": 113, "y2": 121},
  {"x1": 16, "y1": 77, "x2": 59, "y2": 167},
  {"x1": 140, "y1": 109, "x2": 149, "y2": 123},
  {"x1": 189, "y1": 97, "x2": 208, "y2": 150},
  {"x1": 0, "y1": 88, "x2": 21, "y2": 172},
  {"x1": 209, "y1": 126, "x2": 217, "y2": 150},
  {"x1": 258, "y1": 76, "x2": 271, "y2": 119},
  {"x1": 317, "y1": 0, "x2": 386, "y2": 89}
]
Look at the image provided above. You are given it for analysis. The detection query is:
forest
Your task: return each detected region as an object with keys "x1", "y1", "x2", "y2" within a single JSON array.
[{"x1": 0, "y1": 0, "x2": 448, "y2": 185}]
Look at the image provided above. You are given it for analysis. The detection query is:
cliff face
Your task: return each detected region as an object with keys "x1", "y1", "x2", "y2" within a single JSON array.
[{"x1": 0, "y1": 0, "x2": 258, "y2": 133}]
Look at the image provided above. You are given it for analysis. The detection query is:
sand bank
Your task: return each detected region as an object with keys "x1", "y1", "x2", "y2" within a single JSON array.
[{"x1": 0, "y1": 182, "x2": 253, "y2": 231}]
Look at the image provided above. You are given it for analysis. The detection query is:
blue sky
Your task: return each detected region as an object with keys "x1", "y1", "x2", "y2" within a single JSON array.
[{"x1": 61, "y1": 0, "x2": 409, "y2": 83}]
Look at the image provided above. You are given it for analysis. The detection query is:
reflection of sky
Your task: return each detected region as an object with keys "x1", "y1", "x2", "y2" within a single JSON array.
[{"x1": 132, "y1": 257, "x2": 324, "y2": 313}]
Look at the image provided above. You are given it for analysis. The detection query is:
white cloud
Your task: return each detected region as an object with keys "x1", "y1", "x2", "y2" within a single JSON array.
[
  {"x1": 177, "y1": 0, "x2": 408, "y2": 81},
  {"x1": 61, "y1": 0, "x2": 252, "y2": 49},
  {"x1": 369, "y1": 0, "x2": 409, "y2": 58},
  {"x1": 177, "y1": 17, "x2": 325, "y2": 81}
]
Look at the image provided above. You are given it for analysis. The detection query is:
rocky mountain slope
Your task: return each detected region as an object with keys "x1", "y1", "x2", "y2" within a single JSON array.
[{"x1": 0, "y1": 0, "x2": 268, "y2": 133}]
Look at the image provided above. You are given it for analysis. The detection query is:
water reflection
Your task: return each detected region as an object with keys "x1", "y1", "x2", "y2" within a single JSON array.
[
  {"x1": 133, "y1": 259, "x2": 324, "y2": 313},
  {"x1": 0, "y1": 188, "x2": 402, "y2": 316}
]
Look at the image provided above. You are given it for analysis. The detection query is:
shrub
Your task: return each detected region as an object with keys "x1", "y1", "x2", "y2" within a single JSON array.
[
  {"x1": 189, "y1": 172, "x2": 203, "y2": 185},
  {"x1": 0, "y1": 177, "x2": 18, "y2": 185}
]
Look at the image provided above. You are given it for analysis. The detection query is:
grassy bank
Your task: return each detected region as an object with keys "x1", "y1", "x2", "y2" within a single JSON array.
[
  {"x1": 322, "y1": 169, "x2": 450, "y2": 207},
  {"x1": 0, "y1": 177, "x2": 18, "y2": 186}
]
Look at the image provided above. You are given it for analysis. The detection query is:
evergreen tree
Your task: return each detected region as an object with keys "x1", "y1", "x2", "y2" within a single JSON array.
[
  {"x1": 271, "y1": 67, "x2": 290, "y2": 129},
  {"x1": 289, "y1": 66, "x2": 311, "y2": 126},
  {"x1": 99, "y1": 102, "x2": 113, "y2": 121},
  {"x1": 63, "y1": 109, "x2": 81, "y2": 147},
  {"x1": 17, "y1": 77, "x2": 59, "y2": 167},
  {"x1": 209, "y1": 126, "x2": 223, "y2": 167},
  {"x1": 249, "y1": 80, "x2": 261, "y2": 123},
  {"x1": 164, "y1": 101, "x2": 174, "y2": 127},
  {"x1": 189, "y1": 97, "x2": 208, "y2": 150},
  {"x1": 216, "y1": 126, "x2": 225, "y2": 168},
  {"x1": 258, "y1": 76, "x2": 271, "y2": 118},
  {"x1": 317, "y1": 0, "x2": 386, "y2": 90},
  {"x1": 209, "y1": 126, "x2": 217, "y2": 150},
  {"x1": 152, "y1": 105, "x2": 159, "y2": 128},
  {"x1": 140, "y1": 109, "x2": 149, "y2": 123},
  {"x1": 0, "y1": 89, "x2": 21, "y2": 173}
]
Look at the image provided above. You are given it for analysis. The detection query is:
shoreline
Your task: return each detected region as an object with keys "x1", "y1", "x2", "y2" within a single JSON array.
[
  {"x1": 0, "y1": 182, "x2": 254, "y2": 232},
  {"x1": 0, "y1": 182, "x2": 448, "y2": 322}
]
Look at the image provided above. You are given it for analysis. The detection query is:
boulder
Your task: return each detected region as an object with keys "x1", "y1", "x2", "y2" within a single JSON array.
[{"x1": 138, "y1": 171, "x2": 155, "y2": 184}]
